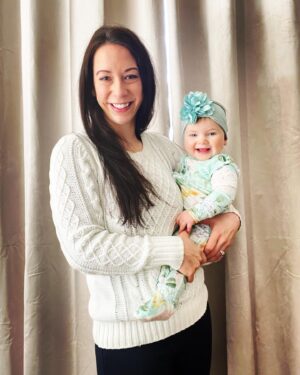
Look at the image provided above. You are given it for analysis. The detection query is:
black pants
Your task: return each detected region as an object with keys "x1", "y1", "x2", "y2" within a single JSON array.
[{"x1": 95, "y1": 306, "x2": 212, "y2": 375}]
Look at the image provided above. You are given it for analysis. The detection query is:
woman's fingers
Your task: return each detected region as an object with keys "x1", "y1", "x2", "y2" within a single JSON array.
[
  {"x1": 205, "y1": 234, "x2": 229, "y2": 260},
  {"x1": 202, "y1": 212, "x2": 240, "y2": 261},
  {"x1": 178, "y1": 231, "x2": 203, "y2": 282}
]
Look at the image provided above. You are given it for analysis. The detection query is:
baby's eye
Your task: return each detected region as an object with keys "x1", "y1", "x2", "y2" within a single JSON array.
[
  {"x1": 189, "y1": 133, "x2": 198, "y2": 137},
  {"x1": 208, "y1": 132, "x2": 217, "y2": 136}
]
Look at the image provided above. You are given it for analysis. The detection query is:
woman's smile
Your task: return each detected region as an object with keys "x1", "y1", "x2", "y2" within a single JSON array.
[{"x1": 110, "y1": 102, "x2": 133, "y2": 111}]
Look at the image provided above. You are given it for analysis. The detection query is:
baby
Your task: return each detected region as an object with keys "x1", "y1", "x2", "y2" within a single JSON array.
[{"x1": 136, "y1": 91, "x2": 239, "y2": 321}]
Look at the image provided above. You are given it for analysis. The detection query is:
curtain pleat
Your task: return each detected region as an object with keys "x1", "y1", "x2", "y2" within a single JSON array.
[
  {"x1": 228, "y1": 1, "x2": 300, "y2": 374},
  {"x1": 0, "y1": 1, "x2": 24, "y2": 375},
  {"x1": 1, "y1": 1, "x2": 300, "y2": 374},
  {"x1": 21, "y1": 1, "x2": 76, "y2": 374}
]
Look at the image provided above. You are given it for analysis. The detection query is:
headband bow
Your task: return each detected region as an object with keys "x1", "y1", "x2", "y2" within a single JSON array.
[{"x1": 180, "y1": 91, "x2": 228, "y2": 135}]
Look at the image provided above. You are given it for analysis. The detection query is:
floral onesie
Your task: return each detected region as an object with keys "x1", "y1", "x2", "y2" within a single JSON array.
[{"x1": 136, "y1": 153, "x2": 239, "y2": 321}]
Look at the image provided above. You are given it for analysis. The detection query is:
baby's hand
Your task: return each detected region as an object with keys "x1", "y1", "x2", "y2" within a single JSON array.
[{"x1": 176, "y1": 211, "x2": 196, "y2": 233}]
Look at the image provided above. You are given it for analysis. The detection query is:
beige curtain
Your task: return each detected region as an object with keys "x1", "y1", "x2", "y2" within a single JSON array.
[{"x1": 1, "y1": 1, "x2": 299, "y2": 374}]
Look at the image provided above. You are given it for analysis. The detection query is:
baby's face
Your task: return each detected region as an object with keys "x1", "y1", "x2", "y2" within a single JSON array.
[{"x1": 184, "y1": 118, "x2": 226, "y2": 161}]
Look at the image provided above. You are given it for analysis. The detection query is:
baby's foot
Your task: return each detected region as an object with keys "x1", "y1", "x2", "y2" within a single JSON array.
[
  {"x1": 135, "y1": 267, "x2": 186, "y2": 321},
  {"x1": 135, "y1": 291, "x2": 174, "y2": 321}
]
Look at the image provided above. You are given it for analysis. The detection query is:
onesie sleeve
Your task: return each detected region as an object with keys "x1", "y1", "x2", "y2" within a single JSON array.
[
  {"x1": 49, "y1": 134, "x2": 183, "y2": 276},
  {"x1": 189, "y1": 165, "x2": 239, "y2": 222}
]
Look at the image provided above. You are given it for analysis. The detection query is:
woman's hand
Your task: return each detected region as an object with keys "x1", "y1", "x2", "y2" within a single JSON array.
[
  {"x1": 178, "y1": 231, "x2": 207, "y2": 282},
  {"x1": 201, "y1": 212, "x2": 240, "y2": 262}
]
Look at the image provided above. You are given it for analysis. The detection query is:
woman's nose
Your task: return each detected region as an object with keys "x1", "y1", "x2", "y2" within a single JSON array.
[{"x1": 112, "y1": 78, "x2": 127, "y2": 96}]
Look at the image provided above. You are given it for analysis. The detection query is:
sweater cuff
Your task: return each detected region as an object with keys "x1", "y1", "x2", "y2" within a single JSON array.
[{"x1": 146, "y1": 236, "x2": 184, "y2": 271}]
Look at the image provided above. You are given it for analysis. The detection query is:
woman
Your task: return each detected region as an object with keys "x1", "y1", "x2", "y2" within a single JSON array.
[{"x1": 49, "y1": 25, "x2": 240, "y2": 375}]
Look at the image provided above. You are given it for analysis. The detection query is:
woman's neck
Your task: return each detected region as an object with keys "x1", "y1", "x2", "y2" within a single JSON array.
[
  {"x1": 110, "y1": 123, "x2": 143, "y2": 152},
  {"x1": 122, "y1": 136, "x2": 143, "y2": 152}
]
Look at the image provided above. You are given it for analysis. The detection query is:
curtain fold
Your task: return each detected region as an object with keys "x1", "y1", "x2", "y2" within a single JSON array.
[
  {"x1": 229, "y1": 1, "x2": 300, "y2": 373},
  {"x1": 1, "y1": 1, "x2": 103, "y2": 374},
  {"x1": 0, "y1": 1, "x2": 24, "y2": 375},
  {"x1": 1, "y1": 1, "x2": 299, "y2": 374}
]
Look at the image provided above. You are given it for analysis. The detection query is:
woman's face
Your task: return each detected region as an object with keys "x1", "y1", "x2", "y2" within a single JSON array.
[{"x1": 93, "y1": 43, "x2": 143, "y2": 133}]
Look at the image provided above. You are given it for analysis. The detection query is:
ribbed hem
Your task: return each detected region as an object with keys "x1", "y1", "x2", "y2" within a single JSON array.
[
  {"x1": 93, "y1": 285, "x2": 208, "y2": 349},
  {"x1": 147, "y1": 236, "x2": 184, "y2": 271}
]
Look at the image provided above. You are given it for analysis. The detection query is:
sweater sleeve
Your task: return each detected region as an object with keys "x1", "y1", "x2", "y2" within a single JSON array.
[
  {"x1": 49, "y1": 134, "x2": 184, "y2": 276},
  {"x1": 189, "y1": 165, "x2": 239, "y2": 222}
]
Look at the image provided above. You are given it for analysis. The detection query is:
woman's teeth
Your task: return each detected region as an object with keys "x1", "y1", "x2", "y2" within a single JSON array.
[{"x1": 111, "y1": 103, "x2": 130, "y2": 109}]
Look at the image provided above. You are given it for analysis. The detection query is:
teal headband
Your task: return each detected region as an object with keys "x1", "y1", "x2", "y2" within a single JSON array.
[{"x1": 180, "y1": 91, "x2": 228, "y2": 135}]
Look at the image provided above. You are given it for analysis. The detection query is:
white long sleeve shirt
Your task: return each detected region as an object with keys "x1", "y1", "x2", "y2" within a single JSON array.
[{"x1": 49, "y1": 131, "x2": 208, "y2": 349}]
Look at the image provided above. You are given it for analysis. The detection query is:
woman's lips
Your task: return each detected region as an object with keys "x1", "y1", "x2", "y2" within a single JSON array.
[{"x1": 110, "y1": 102, "x2": 132, "y2": 111}]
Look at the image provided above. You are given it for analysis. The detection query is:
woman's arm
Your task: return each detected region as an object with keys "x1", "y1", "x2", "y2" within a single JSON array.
[{"x1": 49, "y1": 134, "x2": 184, "y2": 276}]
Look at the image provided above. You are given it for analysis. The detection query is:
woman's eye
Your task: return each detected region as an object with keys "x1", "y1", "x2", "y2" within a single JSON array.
[
  {"x1": 99, "y1": 76, "x2": 110, "y2": 81},
  {"x1": 124, "y1": 74, "x2": 139, "y2": 80}
]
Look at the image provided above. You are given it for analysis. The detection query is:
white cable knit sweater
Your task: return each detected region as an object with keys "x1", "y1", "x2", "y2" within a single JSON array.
[{"x1": 49, "y1": 131, "x2": 208, "y2": 349}]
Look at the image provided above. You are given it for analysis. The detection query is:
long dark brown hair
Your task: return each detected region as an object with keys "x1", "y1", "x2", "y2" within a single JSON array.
[{"x1": 79, "y1": 25, "x2": 158, "y2": 226}]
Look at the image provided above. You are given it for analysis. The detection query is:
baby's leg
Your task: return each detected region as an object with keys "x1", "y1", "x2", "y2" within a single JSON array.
[
  {"x1": 189, "y1": 223, "x2": 211, "y2": 246},
  {"x1": 190, "y1": 224, "x2": 211, "y2": 265},
  {"x1": 135, "y1": 265, "x2": 186, "y2": 321},
  {"x1": 135, "y1": 225, "x2": 211, "y2": 321}
]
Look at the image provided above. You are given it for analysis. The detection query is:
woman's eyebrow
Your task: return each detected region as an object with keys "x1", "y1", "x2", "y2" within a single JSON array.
[
  {"x1": 95, "y1": 66, "x2": 138, "y2": 76},
  {"x1": 124, "y1": 67, "x2": 138, "y2": 72},
  {"x1": 95, "y1": 69, "x2": 110, "y2": 76}
]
